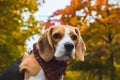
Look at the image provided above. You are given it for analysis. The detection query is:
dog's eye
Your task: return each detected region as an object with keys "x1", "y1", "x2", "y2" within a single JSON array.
[
  {"x1": 71, "y1": 35, "x2": 77, "y2": 41},
  {"x1": 53, "y1": 33, "x2": 61, "y2": 39}
]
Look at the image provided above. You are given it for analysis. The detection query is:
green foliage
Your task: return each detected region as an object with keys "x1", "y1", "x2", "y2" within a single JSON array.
[
  {"x1": 0, "y1": 0, "x2": 42, "y2": 73},
  {"x1": 64, "y1": 71, "x2": 81, "y2": 80}
]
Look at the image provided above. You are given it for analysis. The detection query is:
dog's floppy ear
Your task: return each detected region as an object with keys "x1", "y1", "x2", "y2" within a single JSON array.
[
  {"x1": 75, "y1": 28, "x2": 86, "y2": 61},
  {"x1": 37, "y1": 27, "x2": 54, "y2": 61}
]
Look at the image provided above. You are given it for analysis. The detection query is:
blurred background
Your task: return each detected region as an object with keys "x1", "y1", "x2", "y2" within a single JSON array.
[{"x1": 0, "y1": 0, "x2": 120, "y2": 80}]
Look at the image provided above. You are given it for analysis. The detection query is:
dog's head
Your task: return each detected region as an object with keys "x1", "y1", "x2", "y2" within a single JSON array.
[{"x1": 37, "y1": 25, "x2": 86, "y2": 62}]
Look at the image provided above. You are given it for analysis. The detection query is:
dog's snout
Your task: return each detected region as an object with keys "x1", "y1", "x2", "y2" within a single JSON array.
[{"x1": 64, "y1": 42, "x2": 74, "y2": 50}]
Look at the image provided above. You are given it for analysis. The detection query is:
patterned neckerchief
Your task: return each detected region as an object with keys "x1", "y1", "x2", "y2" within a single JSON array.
[{"x1": 33, "y1": 43, "x2": 67, "y2": 80}]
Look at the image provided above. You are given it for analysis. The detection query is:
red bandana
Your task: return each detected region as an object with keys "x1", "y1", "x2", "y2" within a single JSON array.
[{"x1": 33, "y1": 43, "x2": 67, "y2": 80}]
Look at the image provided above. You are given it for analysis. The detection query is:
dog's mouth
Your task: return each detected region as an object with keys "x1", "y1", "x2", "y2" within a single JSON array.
[{"x1": 55, "y1": 54, "x2": 73, "y2": 61}]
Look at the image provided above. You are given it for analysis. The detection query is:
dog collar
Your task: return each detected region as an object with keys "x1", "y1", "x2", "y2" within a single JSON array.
[{"x1": 33, "y1": 43, "x2": 67, "y2": 80}]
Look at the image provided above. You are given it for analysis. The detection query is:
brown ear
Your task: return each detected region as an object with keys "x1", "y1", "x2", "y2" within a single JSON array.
[
  {"x1": 37, "y1": 27, "x2": 54, "y2": 61},
  {"x1": 75, "y1": 28, "x2": 86, "y2": 61}
]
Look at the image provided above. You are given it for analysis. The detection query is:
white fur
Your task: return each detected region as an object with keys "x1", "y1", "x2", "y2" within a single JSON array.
[
  {"x1": 29, "y1": 69, "x2": 46, "y2": 80},
  {"x1": 54, "y1": 28, "x2": 75, "y2": 61}
]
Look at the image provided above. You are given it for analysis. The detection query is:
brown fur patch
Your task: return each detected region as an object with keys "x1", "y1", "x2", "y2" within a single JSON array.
[
  {"x1": 51, "y1": 26, "x2": 65, "y2": 47},
  {"x1": 19, "y1": 53, "x2": 41, "y2": 80}
]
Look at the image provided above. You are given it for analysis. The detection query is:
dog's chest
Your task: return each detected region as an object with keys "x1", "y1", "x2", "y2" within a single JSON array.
[{"x1": 29, "y1": 69, "x2": 46, "y2": 80}]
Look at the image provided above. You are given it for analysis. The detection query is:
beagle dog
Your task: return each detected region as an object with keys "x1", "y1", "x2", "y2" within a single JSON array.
[{"x1": 19, "y1": 25, "x2": 86, "y2": 80}]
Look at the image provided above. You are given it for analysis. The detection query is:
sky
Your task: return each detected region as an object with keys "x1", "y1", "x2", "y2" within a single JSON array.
[
  {"x1": 26, "y1": 0, "x2": 120, "y2": 51},
  {"x1": 34, "y1": 0, "x2": 71, "y2": 21},
  {"x1": 33, "y1": 0, "x2": 120, "y2": 22}
]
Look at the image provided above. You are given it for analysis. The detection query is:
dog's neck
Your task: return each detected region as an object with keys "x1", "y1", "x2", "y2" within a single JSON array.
[{"x1": 33, "y1": 43, "x2": 67, "y2": 80}]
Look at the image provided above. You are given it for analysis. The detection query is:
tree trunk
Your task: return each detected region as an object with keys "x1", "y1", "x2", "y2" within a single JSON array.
[
  {"x1": 99, "y1": 73, "x2": 103, "y2": 80},
  {"x1": 106, "y1": 0, "x2": 115, "y2": 79},
  {"x1": 110, "y1": 53, "x2": 115, "y2": 80}
]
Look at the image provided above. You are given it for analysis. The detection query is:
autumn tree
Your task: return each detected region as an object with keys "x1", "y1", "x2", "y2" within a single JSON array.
[
  {"x1": 0, "y1": 0, "x2": 43, "y2": 73},
  {"x1": 51, "y1": 0, "x2": 120, "y2": 80}
]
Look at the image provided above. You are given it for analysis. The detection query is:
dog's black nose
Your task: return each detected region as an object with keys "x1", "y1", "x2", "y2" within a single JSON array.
[{"x1": 64, "y1": 42, "x2": 74, "y2": 50}]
